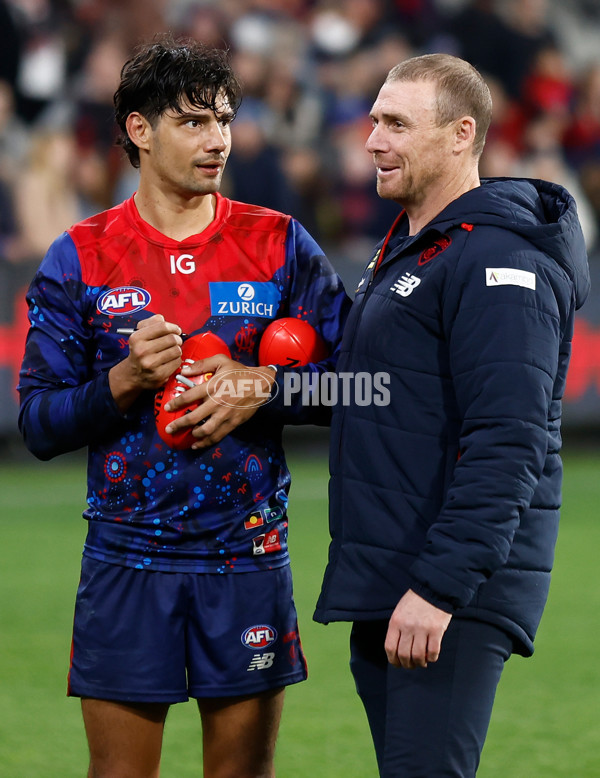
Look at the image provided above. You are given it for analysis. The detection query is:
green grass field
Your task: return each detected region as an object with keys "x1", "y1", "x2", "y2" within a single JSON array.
[{"x1": 1, "y1": 445, "x2": 599, "y2": 777}]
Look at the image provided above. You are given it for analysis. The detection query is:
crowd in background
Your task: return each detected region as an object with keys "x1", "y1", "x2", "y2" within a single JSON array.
[{"x1": 1, "y1": 0, "x2": 600, "y2": 285}]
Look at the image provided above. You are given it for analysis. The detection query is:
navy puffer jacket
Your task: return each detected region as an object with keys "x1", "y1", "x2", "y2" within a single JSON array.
[{"x1": 314, "y1": 178, "x2": 590, "y2": 655}]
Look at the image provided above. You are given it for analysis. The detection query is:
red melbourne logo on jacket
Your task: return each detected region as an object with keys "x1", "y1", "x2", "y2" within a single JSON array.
[{"x1": 419, "y1": 235, "x2": 452, "y2": 265}]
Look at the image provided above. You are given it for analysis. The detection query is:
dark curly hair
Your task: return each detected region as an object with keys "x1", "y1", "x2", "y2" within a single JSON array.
[{"x1": 114, "y1": 34, "x2": 242, "y2": 168}]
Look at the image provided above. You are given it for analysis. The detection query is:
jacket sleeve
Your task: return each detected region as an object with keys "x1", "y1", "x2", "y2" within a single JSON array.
[
  {"x1": 408, "y1": 237, "x2": 575, "y2": 612},
  {"x1": 17, "y1": 234, "x2": 126, "y2": 460},
  {"x1": 258, "y1": 218, "x2": 352, "y2": 425}
]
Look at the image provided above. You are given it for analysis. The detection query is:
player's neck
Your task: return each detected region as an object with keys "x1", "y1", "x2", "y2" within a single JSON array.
[{"x1": 133, "y1": 186, "x2": 217, "y2": 242}]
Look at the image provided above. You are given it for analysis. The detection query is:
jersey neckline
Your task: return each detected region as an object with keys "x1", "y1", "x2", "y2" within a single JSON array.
[{"x1": 123, "y1": 192, "x2": 231, "y2": 248}]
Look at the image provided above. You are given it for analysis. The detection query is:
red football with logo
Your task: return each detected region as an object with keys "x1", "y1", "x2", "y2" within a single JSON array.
[
  {"x1": 258, "y1": 318, "x2": 328, "y2": 367},
  {"x1": 154, "y1": 332, "x2": 231, "y2": 449}
]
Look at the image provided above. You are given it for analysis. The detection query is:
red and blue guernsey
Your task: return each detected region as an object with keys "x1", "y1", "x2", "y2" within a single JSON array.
[{"x1": 18, "y1": 194, "x2": 350, "y2": 573}]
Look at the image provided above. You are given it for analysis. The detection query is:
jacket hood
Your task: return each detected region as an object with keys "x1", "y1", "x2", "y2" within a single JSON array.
[{"x1": 432, "y1": 177, "x2": 590, "y2": 309}]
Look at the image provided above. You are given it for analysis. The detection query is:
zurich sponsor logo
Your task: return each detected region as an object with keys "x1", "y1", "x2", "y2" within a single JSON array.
[
  {"x1": 241, "y1": 624, "x2": 278, "y2": 650},
  {"x1": 97, "y1": 286, "x2": 151, "y2": 316},
  {"x1": 237, "y1": 283, "x2": 255, "y2": 301},
  {"x1": 209, "y1": 282, "x2": 280, "y2": 319}
]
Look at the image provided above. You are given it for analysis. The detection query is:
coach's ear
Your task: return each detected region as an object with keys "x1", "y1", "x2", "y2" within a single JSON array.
[
  {"x1": 125, "y1": 112, "x2": 152, "y2": 154},
  {"x1": 453, "y1": 115, "x2": 476, "y2": 155}
]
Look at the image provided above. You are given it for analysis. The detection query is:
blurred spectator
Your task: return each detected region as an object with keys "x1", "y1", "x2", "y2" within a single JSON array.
[
  {"x1": 309, "y1": 0, "x2": 389, "y2": 60},
  {"x1": 328, "y1": 115, "x2": 400, "y2": 256},
  {"x1": 450, "y1": 0, "x2": 557, "y2": 101},
  {"x1": 370, "y1": 32, "x2": 414, "y2": 83},
  {"x1": 324, "y1": 50, "x2": 378, "y2": 127},
  {"x1": 262, "y1": 63, "x2": 324, "y2": 150},
  {"x1": 72, "y1": 0, "x2": 167, "y2": 52},
  {"x1": 281, "y1": 145, "x2": 340, "y2": 244},
  {"x1": 521, "y1": 45, "x2": 574, "y2": 123},
  {"x1": 388, "y1": 0, "x2": 446, "y2": 49},
  {"x1": 72, "y1": 32, "x2": 127, "y2": 155},
  {"x1": 479, "y1": 138, "x2": 521, "y2": 178},
  {"x1": 484, "y1": 76, "x2": 529, "y2": 154},
  {"x1": 7, "y1": 0, "x2": 74, "y2": 123},
  {"x1": 0, "y1": 176, "x2": 25, "y2": 264},
  {"x1": 518, "y1": 115, "x2": 598, "y2": 248},
  {"x1": 13, "y1": 127, "x2": 87, "y2": 262},
  {"x1": 38, "y1": 29, "x2": 127, "y2": 209},
  {"x1": 0, "y1": 0, "x2": 595, "y2": 275},
  {"x1": 563, "y1": 63, "x2": 600, "y2": 170},
  {"x1": 0, "y1": 80, "x2": 30, "y2": 186},
  {"x1": 579, "y1": 163, "x2": 600, "y2": 242},
  {"x1": 230, "y1": 48, "x2": 269, "y2": 100},
  {"x1": 494, "y1": 0, "x2": 557, "y2": 100},
  {"x1": 0, "y1": 0, "x2": 22, "y2": 89},
  {"x1": 174, "y1": 3, "x2": 231, "y2": 49},
  {"x1": 67, "y1": 31, "x2": 126, "y2": 208},
  {"x1": 223, "y1": 100, "x2": 298, "y2": 215},
  {"x1": 448, "y1": 0, "x2": 507, "y2": 85}
]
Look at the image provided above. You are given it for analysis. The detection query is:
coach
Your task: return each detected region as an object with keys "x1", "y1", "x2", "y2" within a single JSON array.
[{"x1": 315, "y1": 53, "x2": 590, "y2": 777}]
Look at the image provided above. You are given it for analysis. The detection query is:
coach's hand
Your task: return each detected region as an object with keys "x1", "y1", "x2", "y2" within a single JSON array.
[
  {"x1": 164, "y1": 355, "x2": 277, "y2": 449},
  {"x1": 109, "y1": 314, "x2": 183, "y2": 412},
  {"x1": 385, "y1": 589, "x2": 452, "y2": 669}
]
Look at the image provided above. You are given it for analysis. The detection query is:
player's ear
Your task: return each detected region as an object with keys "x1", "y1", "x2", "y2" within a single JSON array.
[{"x1": 126, "y1": 112, "x2": 152, "y2": 154}]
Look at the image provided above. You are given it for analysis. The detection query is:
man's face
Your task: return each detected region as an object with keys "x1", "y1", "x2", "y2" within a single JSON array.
[
  {"x1": 365, "y1": 79, "x2": 457, "y2": 207},
  {"x1": 143, "y1": 92, "x2": 233, "y2": 196}
]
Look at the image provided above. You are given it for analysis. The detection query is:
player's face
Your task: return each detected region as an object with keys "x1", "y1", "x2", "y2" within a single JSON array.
[
  {"x1": 145, "y1": 92, "x2": 233, "y2": 196},
  {"x1": 366, "y1": 79, "x2": 457, "y2": 208}
]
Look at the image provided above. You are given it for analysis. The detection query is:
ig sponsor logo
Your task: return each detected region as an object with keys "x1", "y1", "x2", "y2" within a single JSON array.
[{"x1": 169, "y1": 254, "x2": 196, "y2": 275}]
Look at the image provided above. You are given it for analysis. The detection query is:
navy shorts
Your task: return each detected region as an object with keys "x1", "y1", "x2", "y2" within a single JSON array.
[{"x1": 68, "y1": 556, "x2": 307, "y2": 703}]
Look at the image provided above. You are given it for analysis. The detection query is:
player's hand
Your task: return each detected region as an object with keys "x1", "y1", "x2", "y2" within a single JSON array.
[
  {"x1": 109, "y1": 315, "x2": 183, "y2": 412},
  {"x1": 385, "y1": 589, "x2": 452, "y2": 669},
  {"x1": 163, "y1": 355, "x2": 276, "y2": 449}
]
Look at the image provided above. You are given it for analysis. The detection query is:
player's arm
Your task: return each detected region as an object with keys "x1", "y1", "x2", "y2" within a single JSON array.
[
  {"x1": 108, "y1": 315, "x2": 183, "y2": 413},
  {"x1": 258, "y1": 219, "x2": 352, "y2": 425},
  {"x1": 18, "y1": 236, "x2": 177, "y2": 459}
]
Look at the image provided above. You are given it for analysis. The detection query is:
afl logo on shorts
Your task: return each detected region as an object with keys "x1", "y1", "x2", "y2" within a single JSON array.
[
  {"x1": 97, "y1": 286, "x2": 151, "y2": 316},
  {"x1": 241, "y1": 624, "x2": 278, "y2": 650}
]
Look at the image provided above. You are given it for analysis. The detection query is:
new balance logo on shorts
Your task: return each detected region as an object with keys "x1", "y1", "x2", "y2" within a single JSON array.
[{"x1": 247, "y1": 652, "x2": 275, "y2": 671}]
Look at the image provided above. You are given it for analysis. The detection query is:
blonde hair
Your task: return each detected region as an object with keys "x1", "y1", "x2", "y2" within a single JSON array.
[{"x1": 386, "y1": 53, "x2": 492, "y2": 157}]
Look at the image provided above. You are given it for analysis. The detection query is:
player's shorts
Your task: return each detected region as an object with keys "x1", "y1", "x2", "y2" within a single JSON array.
[{"x1": 68, "y1": 556, "x2": 307, "y2": 703}]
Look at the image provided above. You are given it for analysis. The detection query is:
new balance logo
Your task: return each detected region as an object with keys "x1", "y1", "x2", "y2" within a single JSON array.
[
  {"x1": 247, "y1": 652, "x2": 275, "y2": 671},
  {"x1": 391, "y1": 273, "x2": 421, "y2": 297}
]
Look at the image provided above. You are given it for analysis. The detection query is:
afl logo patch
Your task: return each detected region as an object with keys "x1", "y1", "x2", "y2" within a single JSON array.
[
  {"x1": 419, "y1": 235, "x2": 452, "y2": 265},
  {"x1": 241, "y1": 625, "x2": 278, "y2": 649},
  {"x1": 97, "y1": 286, "x2": 151, "y2": 316}
]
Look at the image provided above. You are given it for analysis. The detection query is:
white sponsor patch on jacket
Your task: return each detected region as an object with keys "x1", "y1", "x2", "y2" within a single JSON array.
[{"x1": 485, "y1": 268, "x2": 536, "y2": 290}]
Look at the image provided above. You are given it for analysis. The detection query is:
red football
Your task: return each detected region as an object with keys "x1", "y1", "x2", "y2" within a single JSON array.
[
  {"x1": 258, "y1": 317, "x2": 328, "y2": 367},
  {"x1": 154, "y1": 332, "x2": 231, "y2": 449}
]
